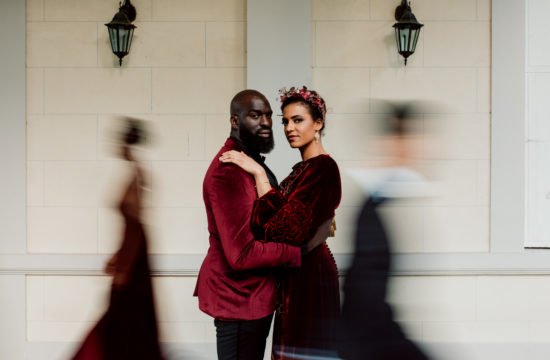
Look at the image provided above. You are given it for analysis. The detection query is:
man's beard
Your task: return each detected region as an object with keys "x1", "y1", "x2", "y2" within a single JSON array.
[{"x1": 240, "y1": 126, "x2": 274, "y2": 154}]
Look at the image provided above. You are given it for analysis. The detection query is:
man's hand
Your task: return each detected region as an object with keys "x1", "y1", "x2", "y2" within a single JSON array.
[{"x1": 306, "y1": 217, "x2": 333, "y2": 253}]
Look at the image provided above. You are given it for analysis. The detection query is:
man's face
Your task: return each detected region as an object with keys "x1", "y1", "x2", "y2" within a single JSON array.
[{"x1": 238, "y1": 95, "x2": 274, "y2": 154}]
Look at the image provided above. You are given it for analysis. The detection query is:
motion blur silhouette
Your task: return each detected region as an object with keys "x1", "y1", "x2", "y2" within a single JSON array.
[
  {"x1": 337, "y1": 103, "x2": 431, "y2": 360},
  {"x1": 72, "y1": 118, "x2": 163, "y2": 360}
]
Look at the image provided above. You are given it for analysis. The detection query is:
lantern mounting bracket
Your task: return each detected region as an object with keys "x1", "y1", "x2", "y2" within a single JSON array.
[
  {"x1": 395, "y1": 0, "x2": 411, "y2": 21},
  {"x1": 119, "y1": 0, "x2": 136, "y2": 23}
]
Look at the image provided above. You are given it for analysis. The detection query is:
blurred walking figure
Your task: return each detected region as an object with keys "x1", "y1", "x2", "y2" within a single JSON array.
[
  {"x1": 338, "y1": 104, "x2": 430, "y2": 360},
  {"x1": 72, "y1": 119, "x2": 163, "y2": 360}
]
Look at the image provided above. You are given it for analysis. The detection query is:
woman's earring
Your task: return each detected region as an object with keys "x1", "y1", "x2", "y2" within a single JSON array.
[{"x1": 314, "y1": 131, "x2": 320, "y2": 143}]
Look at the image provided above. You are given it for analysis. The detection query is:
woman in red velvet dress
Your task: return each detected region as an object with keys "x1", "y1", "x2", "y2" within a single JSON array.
[
  {"x1": 72, "y1": 120, "x2": 163, "y2": 360},
  {"x1": 220, "y1": 87, "x2": 341, "y2": 359}
]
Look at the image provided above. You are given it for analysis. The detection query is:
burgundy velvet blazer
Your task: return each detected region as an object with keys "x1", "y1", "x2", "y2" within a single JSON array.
[{"x1": 194, "y1": 138, "x2": 302, "y2": 321}]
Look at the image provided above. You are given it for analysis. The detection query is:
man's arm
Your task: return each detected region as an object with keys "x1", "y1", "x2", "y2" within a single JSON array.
[{"x1": 209, "y1": 165, "x2": 302, "y2": 271}]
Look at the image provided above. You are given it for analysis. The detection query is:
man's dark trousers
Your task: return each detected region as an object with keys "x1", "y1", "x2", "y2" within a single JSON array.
[{"x1": 214, "y1": 314, "x2": 273, "y2": 360}]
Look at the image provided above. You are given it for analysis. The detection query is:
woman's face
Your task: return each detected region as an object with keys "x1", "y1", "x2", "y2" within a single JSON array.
[{"x1": 282, "y1": 103, "x2": 323, "y2": 148}]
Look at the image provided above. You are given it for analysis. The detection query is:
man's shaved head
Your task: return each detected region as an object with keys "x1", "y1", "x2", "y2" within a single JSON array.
[{"x1": 230, "y1": 89, "x2": 269, "y2": 116}]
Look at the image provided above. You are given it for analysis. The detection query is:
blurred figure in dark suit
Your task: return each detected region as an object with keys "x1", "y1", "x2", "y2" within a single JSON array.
[{"x1": 338, "y1": 103, "x2": 430, "y2": 360}]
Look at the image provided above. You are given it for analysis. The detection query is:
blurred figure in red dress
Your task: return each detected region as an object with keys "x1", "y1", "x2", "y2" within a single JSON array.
[{"x1": 72, "y1": 118, "x2": 163, "y2": 360}]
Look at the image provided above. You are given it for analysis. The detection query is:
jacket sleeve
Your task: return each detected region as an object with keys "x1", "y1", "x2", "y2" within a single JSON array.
[
  {"x1": 208, "y1": 163, "x2": 302, "y2": 271},
  {"x1": 251, "y1": 157, "x2": 341, "y2": 246}
]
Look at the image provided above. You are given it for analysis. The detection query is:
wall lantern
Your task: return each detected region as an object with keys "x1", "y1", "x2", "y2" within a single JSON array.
[
  {"x1": 105, "y1": 0, "x2": 136, "y2": 66},
  {"x1": 393, "y1": 0, "x2": 423, "y2": 66}
]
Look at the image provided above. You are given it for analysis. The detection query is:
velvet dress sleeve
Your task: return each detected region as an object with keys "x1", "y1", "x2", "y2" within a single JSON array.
[
  {"x1": 251, "y1": 156, "x2": 341, "y2": 246},
  {"x1": 208, "y1": 164, "x2": 302, "y2": 271}
]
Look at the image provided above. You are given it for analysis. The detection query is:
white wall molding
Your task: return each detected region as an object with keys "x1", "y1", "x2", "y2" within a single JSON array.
[
  {"x1": 0, "y1": 276, "x2": 25, "y2": 359},
  {"x1": 247, "y1": 0, "x2": 311, "y2": 180},
  {"x1": 0, "y1": 0, "x2": 26, "y2": 253},
  {"x1": 490, "y1": 0, "x2": 527, "y2": 252},
  {"x1": 0, "y1": 1, "x2": 27, "y2": 359},
  {"x1": 6, "y1": 253, "x2": 550, "y2": 276}
]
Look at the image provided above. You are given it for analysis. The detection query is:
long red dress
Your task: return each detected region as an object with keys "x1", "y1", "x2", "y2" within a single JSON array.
[
  {"x1": 72, "y1": 168, "x2": 163, "y2": 360},
  {"x1": 251, "y1": 154, "x2": 342, "y2": 359}
]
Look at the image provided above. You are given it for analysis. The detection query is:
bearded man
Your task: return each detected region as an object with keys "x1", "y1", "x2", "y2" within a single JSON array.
[{"x1": 195, "y1": 89, "x2": 317, "y2": 360}]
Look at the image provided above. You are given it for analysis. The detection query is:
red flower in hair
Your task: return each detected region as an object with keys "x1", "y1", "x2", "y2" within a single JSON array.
[{"x1": 278, "y1": 86, "x2": 326, "y2": 119}]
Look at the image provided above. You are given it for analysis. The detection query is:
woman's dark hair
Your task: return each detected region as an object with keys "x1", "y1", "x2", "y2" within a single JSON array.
[
  {"x1": 122, "y1": 118, "x2": 146, "y2": 145},
  {"x1": 281, "y1": 92, "x2": 326, "y2": 133}
]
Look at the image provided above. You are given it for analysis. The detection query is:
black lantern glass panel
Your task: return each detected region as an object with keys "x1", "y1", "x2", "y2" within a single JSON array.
[
  {"x1": 105, "y1": 0, "x2": 136, "y2": 66},
  {"x1": 393, "y1": 1, "x2": 423, "y2": 66}
]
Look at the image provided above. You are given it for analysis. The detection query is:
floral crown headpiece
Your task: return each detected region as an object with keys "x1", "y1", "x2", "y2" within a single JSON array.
[{"x1": 278, "y1": 86, "x2": 326, "y2": 119}]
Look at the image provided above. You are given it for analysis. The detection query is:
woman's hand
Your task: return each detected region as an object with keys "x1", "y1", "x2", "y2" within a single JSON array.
[
  {"x1": 113, "y1": 272, "x2": 129, "y2": 288},
  {"x1": 220, "y1": 150, "x2": 264, "y2": 176},
  {"x1": 105, "y1": 254, "x2": 129, "y2": 288},
  {"x1": 104, "y1": 254, "x2": 118, "y2": 275}
]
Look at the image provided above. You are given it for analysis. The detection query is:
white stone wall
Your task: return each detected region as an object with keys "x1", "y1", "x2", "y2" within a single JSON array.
[
  {"x1": 26, "y1": 0, "x2": 245, "y2": 256},
  {"x1": 18, "y1": 1, "x2": 550, "y2": 360},
  {"x1": 26, "y1": 276, "x2": 213, "y2": 347},
  {"x1": 25, "y1": 273, "x2": 550, "y2": 359},
  {"x1": 25, "y1": 0, "x2": 245, "y2": 354},
  {"x1": 312, "y1": 0, "x2": 492, "y2": 255},
  {"x1": 389, "y1": 275, "x2": 550, "y2": 351}
]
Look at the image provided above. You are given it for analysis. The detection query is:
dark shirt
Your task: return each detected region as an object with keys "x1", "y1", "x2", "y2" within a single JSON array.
[{"x1": 229, "y1": 135, "x2": 278, "y2": 189}]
